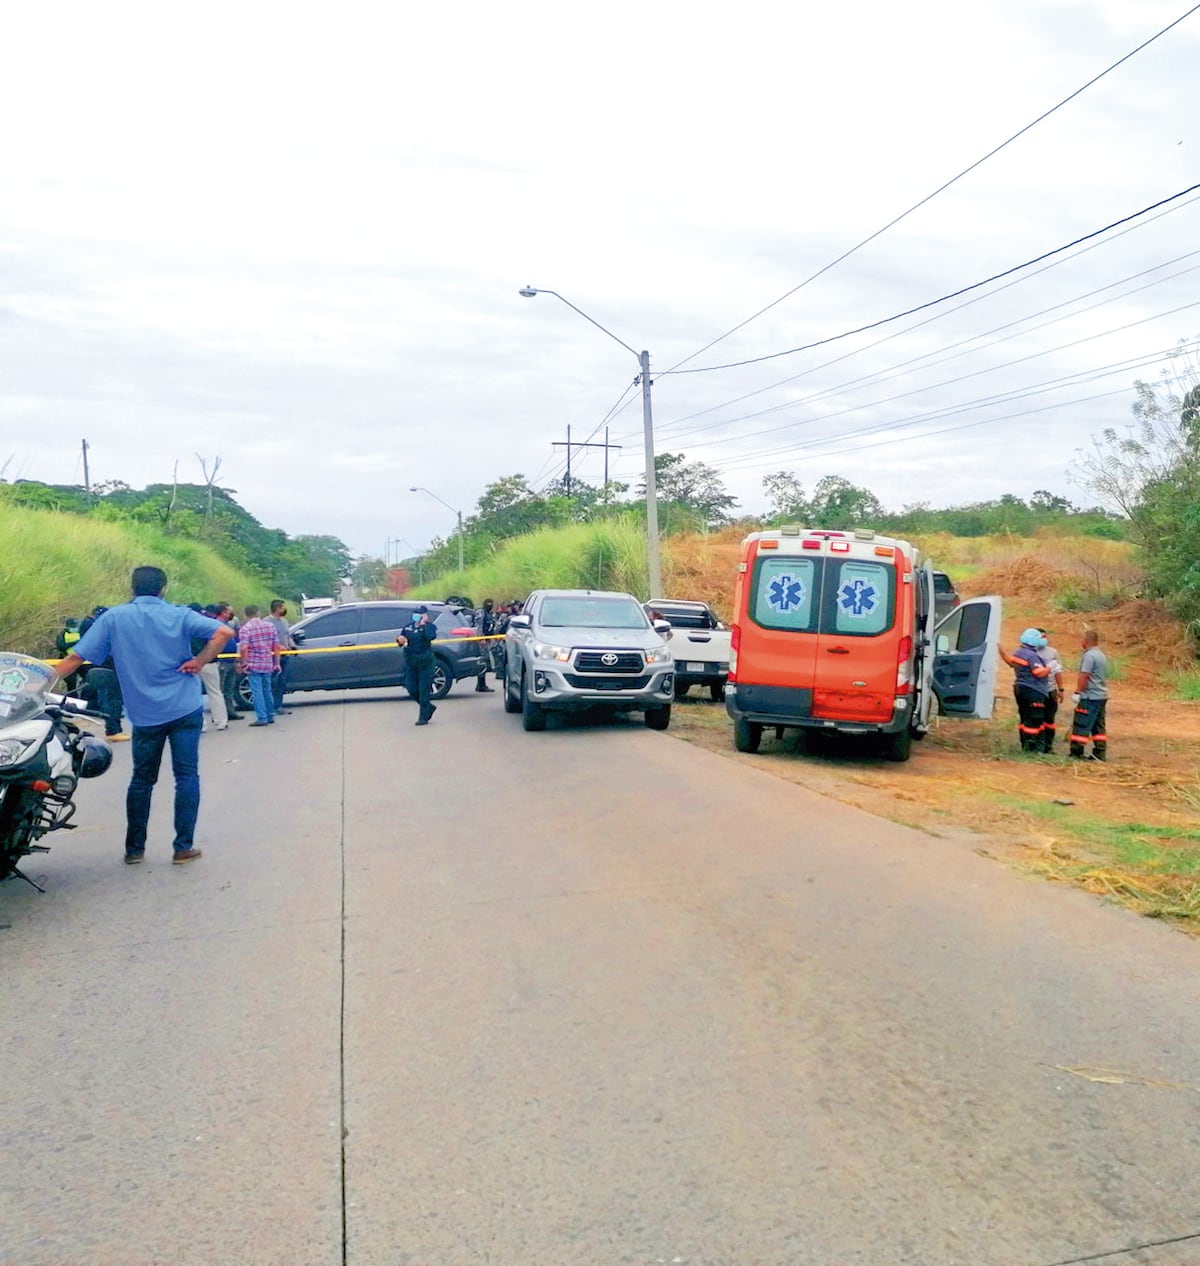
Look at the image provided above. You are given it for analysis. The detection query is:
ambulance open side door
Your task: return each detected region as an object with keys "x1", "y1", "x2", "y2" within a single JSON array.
[{"x1": 930, "y1": 596, "x2": 1002, "y2": 719}]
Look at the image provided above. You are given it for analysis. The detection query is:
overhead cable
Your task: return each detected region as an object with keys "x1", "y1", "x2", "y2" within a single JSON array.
[
  {"x1": 664, "y1": 2, "x2": 1200, "y2": 373},
  {"x1": 664, "y1": 183, "x2": 1200, "y2": 375}
]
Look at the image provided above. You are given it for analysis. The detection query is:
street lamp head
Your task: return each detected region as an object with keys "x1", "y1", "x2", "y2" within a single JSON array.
[
  {"x1": 519, "y1": 287, "x2": 538, "y2": 298},
  {"x1": 409, "y1": 486, "x2": 420, "y2": 492}
]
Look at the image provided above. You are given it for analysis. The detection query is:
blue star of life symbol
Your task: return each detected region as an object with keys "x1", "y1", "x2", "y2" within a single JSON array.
[
  {"x1": 767, "y1": 573, "x2": 805, "y2": 613},
  {"x1": 839, "y1": 578, "x2": 879, "y2": 617}
]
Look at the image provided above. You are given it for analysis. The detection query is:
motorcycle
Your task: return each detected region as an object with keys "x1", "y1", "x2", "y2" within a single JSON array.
[{"x1": 0, "y1": 652, "x2": 113, "y2": 891}]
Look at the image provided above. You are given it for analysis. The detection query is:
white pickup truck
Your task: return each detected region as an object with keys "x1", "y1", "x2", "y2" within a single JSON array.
[{"x1": 645, "y1": 599, "x2": 732, "y2": 702}]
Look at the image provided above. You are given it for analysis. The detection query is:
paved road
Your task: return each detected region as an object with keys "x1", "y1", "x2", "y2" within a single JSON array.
[{"x1": 2, "y1": 689, "x2": 1198, "y2": 1265}]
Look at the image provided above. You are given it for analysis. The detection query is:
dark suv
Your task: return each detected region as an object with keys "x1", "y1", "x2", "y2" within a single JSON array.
[{"x1": 236, "y1": 601, "x2": 484, "y2": 706}]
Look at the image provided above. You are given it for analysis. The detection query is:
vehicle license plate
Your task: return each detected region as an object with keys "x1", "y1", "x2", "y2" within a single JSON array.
[{"x1": 686, "y1": 661, "x2": 707, "y2": 673}]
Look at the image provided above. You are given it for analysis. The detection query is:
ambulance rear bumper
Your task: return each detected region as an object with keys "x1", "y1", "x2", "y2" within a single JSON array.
[{"x1": 725, "y1": 683, "x2": 909, "y2": 734}]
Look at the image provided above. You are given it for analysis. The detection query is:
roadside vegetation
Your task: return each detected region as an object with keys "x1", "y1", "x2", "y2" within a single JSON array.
[{"x1": 0, "y1": 501, "x2": 266, "y2": 657}]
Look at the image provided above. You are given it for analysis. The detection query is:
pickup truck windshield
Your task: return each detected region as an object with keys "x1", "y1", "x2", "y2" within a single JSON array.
[{"x1": 540, "y1": 597, "x2": 648, "y2": 629}]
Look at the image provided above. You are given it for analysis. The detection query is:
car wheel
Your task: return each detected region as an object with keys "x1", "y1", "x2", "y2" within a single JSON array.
[
  {"x1": 431, "y1": 658, "x2": 453, "y2": 699},
  {"x1": 883, "y1": 725, "x2": 913, "y2": 763},
  {"x1": 708, "y1": 683, "x2": 725, "y2": 703},
  {"x1": 733, "y1": 718, "x2": 762, "y2": 753},
  {"x1": 673, "y1": 682, "x2": 690, "y2": 700},
  {"x1": 236, "y1": 675, "x2": 253, "y2": 710},
  {"x1": 405, "y1": 658, "x2": 453, "y2": 701},
  {"x1": 520, "y1": 672, "x2": 546, "y2": 732},
  {"x1": 644, "y1": 704, "x2": 671, "y2": 731},
  {"x1": 503, "y1": 664, "x2": 522, "y2": 713}
]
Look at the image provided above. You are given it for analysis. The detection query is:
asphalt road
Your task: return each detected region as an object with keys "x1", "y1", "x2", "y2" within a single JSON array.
[{"x1": 2, "y1": 688, "x2": 1198, "y2": 1266}]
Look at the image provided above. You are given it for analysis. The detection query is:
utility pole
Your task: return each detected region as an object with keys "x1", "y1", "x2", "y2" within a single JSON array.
[
  {"x1": 81, "y1": 439, "x2": 91, "y2": 495},
  {"x1": 552, "y1": 428, "x2": 622, "y2": 499}
]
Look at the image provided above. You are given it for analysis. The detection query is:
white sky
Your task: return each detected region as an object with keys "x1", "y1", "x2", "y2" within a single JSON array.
[{"x1": 1, "y1": 0, "x2": 1197, "y2": 557}]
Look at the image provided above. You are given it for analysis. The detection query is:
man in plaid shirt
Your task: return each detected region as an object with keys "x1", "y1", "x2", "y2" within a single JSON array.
[{"x1": 238, "y1": 605, "x2": 282, "y2": 726}]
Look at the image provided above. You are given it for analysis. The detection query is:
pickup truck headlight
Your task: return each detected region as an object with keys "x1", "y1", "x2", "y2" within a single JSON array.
[
  {"x1": 644, "y1": 646, "x2": 672, "y2": 665},
  {"x1": 533, "y1": 642, "x2": 571, "y2": 662}
]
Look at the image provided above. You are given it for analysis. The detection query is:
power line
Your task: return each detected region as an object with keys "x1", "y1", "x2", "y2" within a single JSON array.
[
  {"x1": 533, "y1": 378, "x2": 639, "y2": 492},
  {"x1": 641, "y1": 190, "x2": 1200, "y2": 440},
  {"x1": 715, "y1": 337, "x2": 1200, "y2": 473},
  {"x1": 697, "y1": 302, "x2": 1200, "y2": 460},
  {"x1": 664, "y1": 2, "x2": 1200, "y2": 373},
  {"x1": 653, "y1": 254, "x2": 1200, "y2": 446},
  {"x1": 664, "y1": 183, "x2": 1200, "y2": 375}
]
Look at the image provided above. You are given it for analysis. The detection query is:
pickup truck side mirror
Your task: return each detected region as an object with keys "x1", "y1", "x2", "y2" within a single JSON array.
[
  {"x1": 292, "y1": 630, "x2": 307, "y2": 645},
  {"x1": 508, "y1": 614, "x2": 531, "y2": 630},
  {"x1": 653, "y1": 619, "x2": 671, "y2": 636},
  {"x1": 935, "y1": 633, "x2": 951, "y2": 654}
]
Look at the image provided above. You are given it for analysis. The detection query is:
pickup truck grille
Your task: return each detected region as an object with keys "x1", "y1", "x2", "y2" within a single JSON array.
[
  {"x1": 563, "y1": 673, "x2": 650, "y2": 691},
  {"x1": 574, "y1": 651, "x2": 644, "y2": 674}
]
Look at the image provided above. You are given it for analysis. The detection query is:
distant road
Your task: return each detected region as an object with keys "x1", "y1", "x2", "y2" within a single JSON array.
[
  {"x1": 3, "y1": 690, "x2": 1199, "y2": 1264},
  {"x1": 339, "y1": 581, "x2": 357, "y2": 603}
]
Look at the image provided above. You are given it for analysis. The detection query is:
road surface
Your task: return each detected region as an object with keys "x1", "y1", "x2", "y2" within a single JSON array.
[{"x1": 2, "y1": 689, "x2": 1198, "y2": 1265}]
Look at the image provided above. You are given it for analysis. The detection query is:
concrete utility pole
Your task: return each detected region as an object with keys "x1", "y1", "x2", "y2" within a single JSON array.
[
  {"x1": 81, "y1": 439, "x2": 90, "y2": 495},
  {"x1": 519, "y1": 286, "x2": 662, "y2": 599}
]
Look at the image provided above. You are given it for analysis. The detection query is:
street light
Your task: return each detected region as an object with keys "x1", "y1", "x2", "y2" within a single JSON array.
[
  {"x1": 519, "y1": 286, "x2": 662, "y2": 600},
  {"x1": 410, "y1": 486, "x2": 464, "y2": 574}
]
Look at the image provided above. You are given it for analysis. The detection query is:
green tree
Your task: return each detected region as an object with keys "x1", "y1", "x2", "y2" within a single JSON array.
[
  {"x1": 761, "y1": 471, "x2": 809, "y2": 522},
  {"x1": 639, "y1": 452, "x2": 738, "y2": 527},
  {"x1": 807, "y1": 475, "x2": 883, "y2": 528}
]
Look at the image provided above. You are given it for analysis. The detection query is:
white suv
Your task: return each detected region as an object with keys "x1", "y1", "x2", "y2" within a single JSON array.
[{"x1": 503, "y1": 590, "x2": 675, "y2": 731}]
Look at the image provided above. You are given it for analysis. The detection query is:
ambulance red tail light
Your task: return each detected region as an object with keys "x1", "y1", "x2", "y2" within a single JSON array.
[
  {"x1": 729, "y1": 622, "x2": 740, "y2": 682},
  {"x1": 896, "y1": 634, "x2": 913, "y2": 692}
]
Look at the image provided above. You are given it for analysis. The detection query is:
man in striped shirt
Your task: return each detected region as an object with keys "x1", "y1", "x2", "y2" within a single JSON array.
[{"x1": 238, "y1": 606, "x2": 282, "y2": 726}]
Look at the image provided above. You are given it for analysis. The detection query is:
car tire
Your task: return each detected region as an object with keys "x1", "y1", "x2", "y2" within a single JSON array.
[
  {"x1": 733, "y1": 718, "x2": 762, "y2": 753},
  {"x1": 883, "y1": 725, "x2": 913, "y2": 763},
  {"x1": 236, "y1": 675, "x2": 253, "y2": 710},
  {"x1": 520, "y1": 673, "x2": 546, "y2": 732},
  {"x1": 644, "y1": 704, "x2": 671, "y2": 731},
  {"x1": 503, "y1": 664, "x2": 522, "y2": 713},
  {"x1": 673, "y1": 682, "x2": 690, "y2": 700},
  {"x1": 709, "y1": 683, "x2": 725, "y2": 703}
]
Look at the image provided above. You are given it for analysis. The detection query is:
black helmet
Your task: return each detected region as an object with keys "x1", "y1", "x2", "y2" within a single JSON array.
[{"x1": 75, "y1": 735, "x2": 114, "y2": 779}]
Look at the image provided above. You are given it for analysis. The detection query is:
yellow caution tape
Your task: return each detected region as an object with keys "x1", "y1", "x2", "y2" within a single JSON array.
[{"x1": 43, "y1": 634, "x2": 506, "y2": 667}]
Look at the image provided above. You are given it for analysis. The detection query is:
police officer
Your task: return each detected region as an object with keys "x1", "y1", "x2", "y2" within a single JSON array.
[
  {"x1": 474, "y1": 598, "x2": 497, "y2": 693},
  {"x1": 397, "y1": 605, "x2": 439, "y2": 725}
]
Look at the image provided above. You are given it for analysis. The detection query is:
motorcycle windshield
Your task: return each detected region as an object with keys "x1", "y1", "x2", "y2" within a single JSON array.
[{"x1": 0, "y1": 653, "x2": 57, "y2": 726}]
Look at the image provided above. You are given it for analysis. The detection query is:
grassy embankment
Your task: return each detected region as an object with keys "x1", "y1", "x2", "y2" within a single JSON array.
[
  {"x1": 429, "y1": 519, "x2": 1200, "y2": 929},
  {"x1": 0, "y1": 502, "x2": 268, "y2": 657}
]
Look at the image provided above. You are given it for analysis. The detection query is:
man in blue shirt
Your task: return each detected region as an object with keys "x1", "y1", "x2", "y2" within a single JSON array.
[{"x1": 54, "y1": 566, "x2": 235, "y2": 865}]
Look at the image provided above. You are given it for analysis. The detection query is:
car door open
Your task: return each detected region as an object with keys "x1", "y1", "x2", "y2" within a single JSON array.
[{"x1": 931, "y1": 597, "x2": 1001, "y2": 719}]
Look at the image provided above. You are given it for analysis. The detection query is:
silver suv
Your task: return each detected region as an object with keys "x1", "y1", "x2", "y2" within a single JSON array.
[{"x1": 503, "y1": 589, "x2": 675, "y2": 731}]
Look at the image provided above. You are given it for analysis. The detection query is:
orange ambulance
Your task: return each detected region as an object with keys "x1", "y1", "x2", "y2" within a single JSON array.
[{"x1": 725, "y1": 527, "x2": 1001, "y2": 761}]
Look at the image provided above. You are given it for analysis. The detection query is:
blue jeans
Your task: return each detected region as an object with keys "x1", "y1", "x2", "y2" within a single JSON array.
[
  {"x1": 126, "y1": 708, "x2": 204, "y2": 857},
  {"x1": 247, "y1": 670, "x2": 276, "y2": 723}
]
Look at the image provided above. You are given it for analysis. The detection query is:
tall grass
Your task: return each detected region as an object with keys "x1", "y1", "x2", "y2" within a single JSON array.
[
  {"x1": 410, "y1": 518, "x2": 654, "y2": 602},
  {"x1": 0, "y1": 503, "x2": 268, "y2": 656}
]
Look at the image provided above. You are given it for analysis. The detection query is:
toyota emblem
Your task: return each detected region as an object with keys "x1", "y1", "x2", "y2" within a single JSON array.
[{"x1": 601, "y1": 652, "x2": 619, "y2": 666}]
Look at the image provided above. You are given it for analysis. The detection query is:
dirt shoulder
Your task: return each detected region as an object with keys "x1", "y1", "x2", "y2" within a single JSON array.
[{"x1": 661, "y1": 540, "x2": 1200, "y2": 932}]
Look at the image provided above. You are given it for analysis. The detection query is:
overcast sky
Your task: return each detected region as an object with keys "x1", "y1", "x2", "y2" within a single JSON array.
[{"x1": 2, "y1": 0, "x2": 1197, "y2": 558}]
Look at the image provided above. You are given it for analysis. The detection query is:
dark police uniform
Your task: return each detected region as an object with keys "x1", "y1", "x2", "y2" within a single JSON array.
[{"x1": 401, "y1": 610, "x2": 439, "y2": 725}]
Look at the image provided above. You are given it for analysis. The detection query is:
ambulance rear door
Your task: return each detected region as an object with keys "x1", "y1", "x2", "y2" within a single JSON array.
[{"x1": 931, "y1": 596, "x2": 1002, "y2": 718}]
